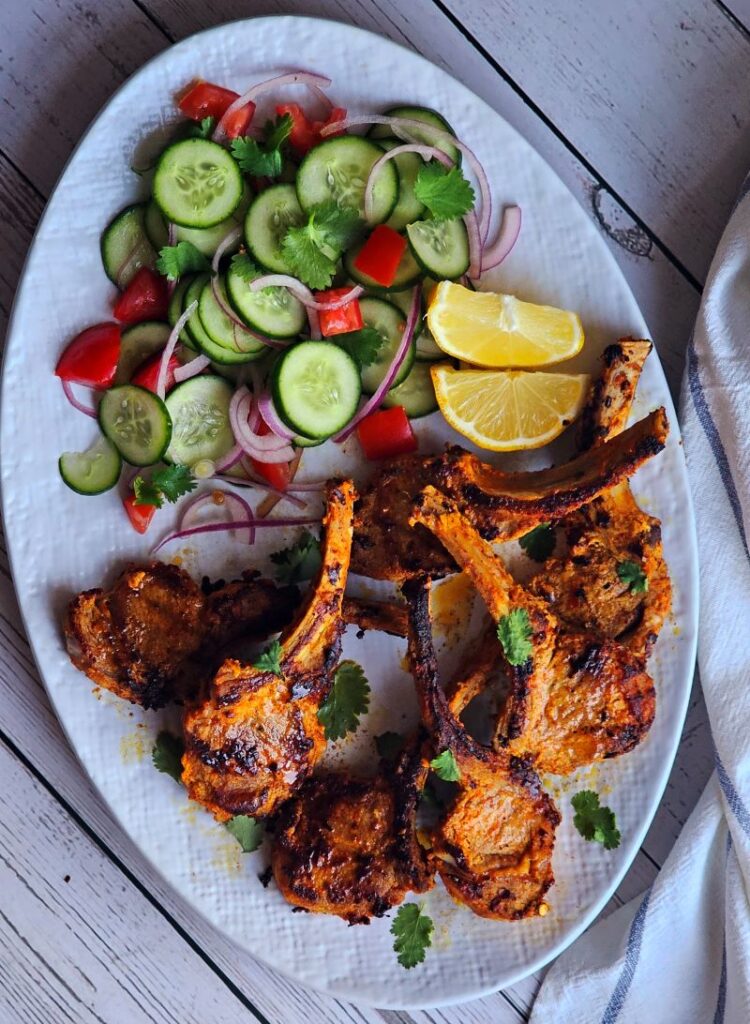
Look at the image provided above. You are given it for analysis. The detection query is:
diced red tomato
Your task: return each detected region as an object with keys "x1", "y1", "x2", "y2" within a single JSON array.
[
  {"x1": 276, "y1": 103, "x2": 347, "y2": 156},
  {"x1": 353, "y1": 225, "x2": 407, "y2": 287},
  {"x1": 131, "y1": 351, "x2": 180, "y2": 393},
  {"x1": 178, "y1": 80, "x2": 255, "y2": 138},
  {"x1": 249, "y1": 420, "x2": 295, "y2": 490},
  {"x1": 123, "y1": 492, "x2": 156, "y2": 534},
  {"x1": 356, "y1": 405, "x2": 417, "y2": 461},
  {"x1": 315, "y1": 288, "x2": 364, "y2": 337},
  {"x1": 113, "y1": 267, "x2": 170, "y2": 325},
  {"x1": 55, "y1": 322, "x2": 121, "y2": 390}
]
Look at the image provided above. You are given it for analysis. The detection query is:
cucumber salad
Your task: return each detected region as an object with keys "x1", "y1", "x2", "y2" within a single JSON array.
[{"x1": 55, "y1": 69, "x2": 521, "y2": 545}]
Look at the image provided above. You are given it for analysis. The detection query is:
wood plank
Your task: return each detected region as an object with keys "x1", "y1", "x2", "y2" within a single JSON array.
[
  {"x1": 137, "y1": 0, "x2": 699, "y2": 393},
  {"x1": 436, "y1": 0, "x2": 750, "y2": 284},
  {"x1": 0, "y1": 737, "x2": 265, "y2": 1024}
]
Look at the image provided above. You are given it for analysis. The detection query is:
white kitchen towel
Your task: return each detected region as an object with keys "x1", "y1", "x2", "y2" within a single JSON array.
[{"x1": 530, "y1": 175, "x2": 750, "y2": 1024}]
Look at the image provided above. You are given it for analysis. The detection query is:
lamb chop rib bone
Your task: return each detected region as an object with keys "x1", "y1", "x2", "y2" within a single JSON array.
[{"x1": 181, "y1": 479, "x2": 356, "y2": 821}]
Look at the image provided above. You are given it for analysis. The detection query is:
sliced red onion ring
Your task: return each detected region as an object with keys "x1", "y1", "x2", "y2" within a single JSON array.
[
  {"x1": 333, "y1": 285, "x2": 420, "y2": 443},
  {"x1": 173, "y1": 354, "x2": 210, "y2": 383},
  {"x1": 208, "y1": 275, "x2": 286, "y2": 351},
  {"x1": 61, "y1": 379, "x2": 98, "y2": 418},
  {"x1": 257, "y1": 392, "x2": 296, "y2": 441},
  {"x1": 249, "y1": 275, "x2": 364, "y2": 312},
  {"x1": 158, "y1": 300, "x2": 196, "y2": 399},
  {"x1": 321, "y1": 114, "x2": 492, "y2": 243},
  {"x1": 309, "y1": 83, "x2": 334, "y2": 114},
  {"x1": 213, "y1": 70, "x2": 333, "y2": 141},
  {"x1": 211, "y1": 226, "x2": 243, "y2": 275},
  {"x1": 217, "y1": 472, "x2": 308, "y2": 509},
  {"x1": 363, "y1": 144, "x2": 451, "y2": 222},
  {"x1": 214, "y1": 443, "x2": 244, "y2": 472},
  {"x1": 181, "y1": 488, "x2": 256, "y2": 545},
  {"x1": 465, "y1": 210, "x2": 482, "y2": 280},
  {"x1": 151, "y1": 514, "x2": 319, "y2": 554},
  {"x1": 481, "y1": 205, "x2": 522, "y2": 272},
  {"x1": 229, "y1": 387, "x2": 297, "y2": 462}
]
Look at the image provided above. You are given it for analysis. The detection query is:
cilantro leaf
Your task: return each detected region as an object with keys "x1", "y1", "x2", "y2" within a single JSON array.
[
  {"x1": 253, "y1": 639, "x2": 283, "y2": 675},
  {"x1": 336, "y1": 326, "x2": 385, "y2": 369},
  {"x1": 133, "y1": 465, "x2": 196, "y2": 509},
  {"x1": 497, "y1": 607, "x2": 534, "y2": 666},
  {"x1": 156, "y1": 241, "x2": 211, "y2": 282},
  {"x1": 152, "y1": 731, "x2": 184, "y2": 783},
  {"x1": 282, "y1": 202, "x2": 362, "y2": 290},
  {"x1": 225, "y1": 815, "x2": 264, "y2": 853},
  {"x1": 230, "y1": 251, "x2": 261, "y2": 283},
  {"x1": 571, "y1": 790, "x2": 621, "y2": 850},
  {"x1": 430, "y1": 748, "x2": 460, "y2": 782},
  {"x1": 617, "y1": 559, "x2": 649, "y2": 594},
  {"x1": 230, "y1": 115, "x2": 293, "y2": 178},
  {"x1": 231, "y1": 136, "x2": 284, "y2": 178},
  {"x1": 133, "y1": 476, "x2": 164, "y2": 509},
  {"x1": 317, "y1": 660, "x2": 370, "y2": 741},
  {"x1": 270, "y1": 530, "x2": 322, "y2": 585},
  {"x1": 391, "y1": 903, "x2": 434, "y2": 969},
  {"x1": 519, "y1": 523, "x2": 555, "y2": 562},
  {"x1": 375, "y1": 731, "x2": 405, "y2": 763},
  {"x1": 414, "y1": 161, "x2": 475, "y2": 220},
  {"x1": 186, "y1": 116, "x2": 216, "y2": 139},
  {"x1": 263, "y1": 113, "x2": 293, "y2": 151}
]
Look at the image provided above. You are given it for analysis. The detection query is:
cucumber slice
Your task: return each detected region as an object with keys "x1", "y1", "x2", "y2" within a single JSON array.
[
  {"x1": 101, "y1": 204, "x2": 156, "y2": 288},
  {"x1": 369, "y1": 105, "x2": 461, "y2": 165},
  {"x1": 381, "y1": 287, "x2": 423, "y2": 337},
  {"x1": 168, "y1": 275, "x2": 196, "y2": 351},
  {"x1": 377, "y1": 139, "x2": 426, "y2": 231},
  {"x1": 244, "y1": 184, "x2": 305, "y2": 274},
  {"x1": 197, "y1": 277, "x2": 267, "y2": 360},
  {"x1": 407, "y1": 217, "x2": 470, "y2": 280},
  {"x1": 116, "y1": 321, "x2": 172, "y2": 384},
  {"x1": 99, "y1": 385, "x2": 172, "y2": 466},
  {"x1": 146, "y1": 192, "x2": 251, "y2": 258},
  {"x1": 226, "y1": 259, "x2": 306, "y2": 339},
  {"x1": 144, "y1": 199, "x2": 170, "y2": 250},
  {"x1": 415, "y1": 330, "x2": 444, "y2": 361},
  {"x1": 293, "y1": 433, "x2": 325, "y2": 448},
  {"x1": 357, "y1": 297, "x2": 416, "y2": 395},
  {"x1": 165, "y1": 375, "x2": 235, "y2": 466},
  {"x1": 59, "y1": 435, "x2": 122, "y2": 495},
  {"x1": 382, "y1": 360, "x2": 439, "y2": 417},
  {"x1": 272, "y1": 342, "x2": 361, "y2": 439},
  {"x1": 296, "y1": 136, "x2": 398, "y2": 223},
  {"x1": 344, "y1": 237, "x2": 422, "y2": 292},
  {"x1": 154, "y1": 139, "x2": 244, "y2": 229},
  {"x1": 183, "y1": 273, "x2": 214, "y2": 350}
]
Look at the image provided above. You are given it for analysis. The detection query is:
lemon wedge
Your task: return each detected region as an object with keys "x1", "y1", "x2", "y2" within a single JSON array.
[
  {"x1": 426, "y1": 281, "x2": 584, "y2": 367},
  {"x1": 431, "y1": 364, "x2": 590, "y2": 451}
]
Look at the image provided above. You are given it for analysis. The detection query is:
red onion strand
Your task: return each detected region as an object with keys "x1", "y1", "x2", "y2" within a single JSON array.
[
  {"x1": 481, "y1": 205, "x2": 522, "y2": 272},
  {"x1": 158, "y1": 301, "x2": 196, "y2": 399},
  {"x1": 213, "y1": 70, "x2": 333, "y2": 141},
  {"x1": 152, "y1": 515, "x2": 319, "y2": 554},
  {"x1": 61, "y1": 379, "x2": 98, "y2": 418}
]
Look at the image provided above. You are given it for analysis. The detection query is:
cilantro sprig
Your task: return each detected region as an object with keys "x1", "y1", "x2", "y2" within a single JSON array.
[
  {"x1": 571, "y1": 791, "x2": 621, "y2": 850},
  {"x1": 156, "y1": 240, "x2": 211, "y2": 282},
  {"x1": 391, "y1": 903, "x2": 434, "y2": 969},
  {"x1": 186, "y1": 116, "x2": 216, "y2": 139},
  {"x1": 336, "y1": 326, "x2": 385, "y2": 369},
  {"x1": 270, "y1": 530, "x2": 322, "y2": 585},
  {"x1": 282, "y1": 201, "x2": 361, "y2": 289},
  {"x1": 230, "y1": 114, "x2": 293, "y2": 178},
  {"x1": 617, "y1": 559, "x2": 649, "y2": 594},
  {"x1": 430, "y1": 748, "x2": 460, "y2": 782},
  {"x1": 225, "y1": 815, "x2": 264, "y2": 853},
  {"x1": 253, "y1": 639, "x2": 283, "y2": 675},
  {"x1": 317, "y1": 660, "x2": 370, "y2": 741},
  {"x1": 519, "y1": 523, "x2": 556, "y2": 563},
  {"x1": 413, "y1": 161, "x2": 475, "y2": 221},
  {"x1": 133, "y1": 465, "x2": 196, "y2": 509},
  {"x1": 152, "y1": 731, "x2": 184, "y2": 783},
  {"x1": 497, "y1": 607, "x2": 534, "y2": 666}
]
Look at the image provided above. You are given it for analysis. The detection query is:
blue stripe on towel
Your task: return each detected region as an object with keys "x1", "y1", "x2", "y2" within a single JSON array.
[
  {"x1": 687, "y1": 338, "x2": 749, "y2": 561},
  {"x1": 715, "y1": 754, "x2": 750, "y2": 839},
  {"x1": 600, "y1": 888, "x2": 652, "y2": 1023},
  {"x1": 712, "y1": 833, "x2": 733, "y2": 1024}
]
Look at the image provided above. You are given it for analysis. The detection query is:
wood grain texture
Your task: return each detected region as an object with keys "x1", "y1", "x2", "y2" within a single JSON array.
[
  {"x1": 0, "y1": 737, "x2": 264, "y2": 1024},
  {"x1": 439, "y1": 0, "x2": 750, "y2": 283}
]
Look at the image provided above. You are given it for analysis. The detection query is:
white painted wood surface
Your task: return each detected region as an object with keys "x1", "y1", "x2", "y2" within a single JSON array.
[{"x1": 0, "y1": 0, "x2": 741, "y2": 1019}]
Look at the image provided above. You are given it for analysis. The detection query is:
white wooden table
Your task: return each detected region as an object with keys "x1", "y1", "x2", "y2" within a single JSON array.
[{"x1": 1, "y1": 1, "x2": 745, "y2": 1020}]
